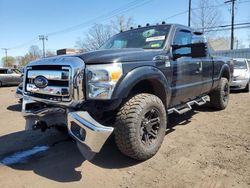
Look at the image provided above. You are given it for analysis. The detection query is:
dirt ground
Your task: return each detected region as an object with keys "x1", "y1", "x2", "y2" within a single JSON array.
[{"x1": 0, "y1": 86, "x2": 249, "y2": 188}]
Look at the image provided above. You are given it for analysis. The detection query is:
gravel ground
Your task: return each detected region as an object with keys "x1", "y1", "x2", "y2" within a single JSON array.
[{"x1": 0, "y1": 86, "x2": 249, "y2": 188}]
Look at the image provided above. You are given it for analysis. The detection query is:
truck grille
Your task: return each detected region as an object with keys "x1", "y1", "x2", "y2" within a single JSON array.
[{"x1": 25, "y1": 66, "x2": 72, "y2": 102}]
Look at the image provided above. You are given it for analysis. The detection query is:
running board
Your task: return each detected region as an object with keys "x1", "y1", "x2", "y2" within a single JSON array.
[{"x1": 168, "y1": 95, "x2": 209, "y2": 115}]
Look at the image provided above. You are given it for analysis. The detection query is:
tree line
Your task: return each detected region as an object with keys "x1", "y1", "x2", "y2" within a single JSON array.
[{"x1": 1, "y1": 45, "x2": 55, "y2": 67}]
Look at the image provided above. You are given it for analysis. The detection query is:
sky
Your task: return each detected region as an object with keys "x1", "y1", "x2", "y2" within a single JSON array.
[{"x1": 0, "y1": 0, "x2": 250, "y2": 64}]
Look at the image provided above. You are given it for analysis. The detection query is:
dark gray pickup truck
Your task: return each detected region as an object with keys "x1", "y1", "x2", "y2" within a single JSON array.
[{"x1": 22, "y1": 23, "x2": 233, "y2": 160}]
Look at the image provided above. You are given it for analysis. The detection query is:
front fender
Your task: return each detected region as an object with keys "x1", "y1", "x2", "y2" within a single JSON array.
[{"x1": 112, "y1": 66, "x2": 170, "y2": 103}]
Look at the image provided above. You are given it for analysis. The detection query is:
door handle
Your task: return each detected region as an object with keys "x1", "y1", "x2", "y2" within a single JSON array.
[{"x1": 195, "y1": 62, "x2": 202, "y2": 73}]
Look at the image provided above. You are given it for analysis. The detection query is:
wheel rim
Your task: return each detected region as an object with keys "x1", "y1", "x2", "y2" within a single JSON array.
[
  {"x1": 222, "y1": 83, "x2": 229, "y2": 102},
  {"x1": 140, "y1": 108, "x2": 161, "y2": 147}
]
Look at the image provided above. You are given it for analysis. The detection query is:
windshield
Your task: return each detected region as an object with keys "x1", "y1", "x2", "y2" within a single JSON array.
[
  {"x1": 234, "y1": 60, "x2": 247, "y2": 69},
  {"x1": 101, "y1": 25, "x2": 171, "y2": 50}
]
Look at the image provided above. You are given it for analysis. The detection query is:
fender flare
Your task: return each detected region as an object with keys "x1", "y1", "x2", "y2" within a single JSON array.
[
  {"x1": 219, "y1": 64, "x2": 231, "y2": 81},
  {"x1": 112, "y1": 66, "x2": 170, "y2": 104}
]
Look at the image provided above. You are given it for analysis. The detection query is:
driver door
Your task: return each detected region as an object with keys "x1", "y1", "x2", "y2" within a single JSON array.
[{"x1": 170, "y1": 28, "x2": 203, "y2": 106}]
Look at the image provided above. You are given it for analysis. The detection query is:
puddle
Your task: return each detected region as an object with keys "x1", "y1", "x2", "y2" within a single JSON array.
[{"x1": 0, "y1": 146, "x2": 49, "y2": 165}]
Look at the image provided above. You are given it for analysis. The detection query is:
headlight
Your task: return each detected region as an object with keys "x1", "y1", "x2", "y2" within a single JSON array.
[{"x1": 86, "y1": 63, "x2": 123, "y2": 99}]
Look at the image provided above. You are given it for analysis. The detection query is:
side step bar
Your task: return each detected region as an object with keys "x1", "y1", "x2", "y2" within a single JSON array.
[{"x1": 168, "y1": 95, "x2": 209, "y2": 115}]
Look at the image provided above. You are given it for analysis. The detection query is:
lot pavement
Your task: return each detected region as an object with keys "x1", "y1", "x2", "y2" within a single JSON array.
[{"x1": 0, "y1": 86, "x2": 249, "y2": 188}]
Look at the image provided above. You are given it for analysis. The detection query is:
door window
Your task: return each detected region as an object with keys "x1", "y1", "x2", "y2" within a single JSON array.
[
  {"x1": 7, "y1": 69, "x2": 14, "y2": 74},
  {"x1": 0, "y1": 69, "x2": 7, "y2": 74}
]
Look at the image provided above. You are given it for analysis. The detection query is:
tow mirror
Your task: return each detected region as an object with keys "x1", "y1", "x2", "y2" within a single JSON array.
[{"x1": 171, "y1": 34, "x2": 207, "y2": 59}]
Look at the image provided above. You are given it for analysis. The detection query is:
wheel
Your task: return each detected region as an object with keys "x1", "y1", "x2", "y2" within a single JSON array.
[
  {"x1": 209, "y1": 77, "x2": 230, "y2": 110},
  {"x1": 0, "y1": 81, "x2": 2, "y2": 87},
  {"x1": 243, "y1": 82, "x2": 249, "y2": 92},
  {"x1": 114, "y1": 93, "x2": 167, "y2": 160}
]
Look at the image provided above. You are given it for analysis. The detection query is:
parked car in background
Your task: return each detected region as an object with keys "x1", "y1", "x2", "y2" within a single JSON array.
[
  {"x1": 0, "y1": 68, "x2": 23, "y2": 87},
  {"x1": 230, "y1": 58, "x2": 250, "y2": 92}
]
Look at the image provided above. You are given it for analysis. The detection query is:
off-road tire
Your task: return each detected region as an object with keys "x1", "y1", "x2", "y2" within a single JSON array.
[
  {"x1": 114, "y1": 93, "x2": 167, "y2": 160},
  {"x1": 243, "y1": 82, "x2": 249, "y2": 92},
  {"x1": 209, "y1": 77, "x2": 229, "y2": 110}
]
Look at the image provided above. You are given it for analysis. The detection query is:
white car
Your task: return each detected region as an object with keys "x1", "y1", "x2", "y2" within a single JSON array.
[{"x1": 230, "y1": 58, "x2": 250, "y2": 92}]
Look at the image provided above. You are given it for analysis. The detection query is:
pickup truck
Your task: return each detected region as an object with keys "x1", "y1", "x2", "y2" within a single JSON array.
[{"x1": 22, "y1": 23, "x2": 233, "y2": 160}]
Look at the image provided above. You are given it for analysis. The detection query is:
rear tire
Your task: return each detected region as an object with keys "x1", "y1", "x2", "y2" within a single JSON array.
[
  {"x1": 243, "y1": 82, "x2": 249, "y2": 92},
  {"x1": 114, "y1": 93, "x2": 167, "y2": 160},
  {"x1": 209, "y1": 77, "x2": 229, "y2": 110}
]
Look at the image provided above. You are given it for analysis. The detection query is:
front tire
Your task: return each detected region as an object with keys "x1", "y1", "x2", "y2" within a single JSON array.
[
  {"x1": 209, "y1": 77, "x2": 230, "y2": 110},
  {"x1": 114, "y1": 93, "x2": 167, "y2": 160}
]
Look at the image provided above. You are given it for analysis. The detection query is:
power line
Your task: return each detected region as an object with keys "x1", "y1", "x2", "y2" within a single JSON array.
[
  {"x1": 9, "y1": 38, "x2": 38, "y2": 50},
  {"x1": 201, "y1": 22, "x2": 250, "y2": 30},
  {"x1": 2, "y1": 0, "x2": 153, "y2": 50},
  {"x1": 3, "y1": 0, "x2": 250, "y2": 51},
  {"x1": 205, "y1": 24, "x2": 250, "y2": 32},
  {"x1": 47, "y1": 0, "x2": 153, "y2": 36}
]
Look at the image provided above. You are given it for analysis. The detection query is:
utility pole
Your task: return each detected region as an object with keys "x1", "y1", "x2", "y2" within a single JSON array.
[
  {"x1": 2, "y1": 48, "x2": 9, "y2": 66},
  {"x1": 39, "y1": 35, "x2": 48, "y2": 58},
  {"x1": 225, "y1": 0, "x2": 236, "y2": 50},
  {"x1": 188, "y1": 0, "x2": 192, "y2": 27}
]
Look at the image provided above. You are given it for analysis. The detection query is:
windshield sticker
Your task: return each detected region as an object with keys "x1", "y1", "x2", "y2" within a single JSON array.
[
  {"x1": 150, "y1": 43, "x2": 161, "y2": 48},
  {"x1": 142, "y1": 29, "x2": 156, "y2": 38},
  {"x1": 146, "y1": 36, "x2": 166, "y2": 42}
]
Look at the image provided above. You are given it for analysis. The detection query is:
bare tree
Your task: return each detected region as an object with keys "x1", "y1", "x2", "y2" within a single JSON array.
[
  {"x1": 75, "y1": 16, "x2": 135, "y2": 51},
  {"x1": 192, "y1": 0, "x2": 222, "y2": 34},
  {"x1": 16, "y1": 45, "x2": 42, "y2": 66},
  {"x1": 111, "y1": 16, "x2": 135, "y2": 32},
  {"x1": 29, "y1": 45, "x2": 42, "y2": 59},
  {"x1": 46, "y1": 50, "x2": 56, "y2": 57},
  {"x1": 76, "y1": 24, "x2": 114, "y2": 51}
]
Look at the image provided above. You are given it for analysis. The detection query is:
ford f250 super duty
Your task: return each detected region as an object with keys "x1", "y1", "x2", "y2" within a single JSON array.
[{"x1": 22, "y1": 23, "x2": 233, "y2": 160}]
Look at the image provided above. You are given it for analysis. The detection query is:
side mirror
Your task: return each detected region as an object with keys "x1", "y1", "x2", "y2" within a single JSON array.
[
  {"x1": 171, "y1": 34, "x2": 207, "y2": 60},
  {"x1": 190, "y1": 42, "x2": 207, "y2": 58},
  {"x1": 171, "y1": 42, "x2": 207, "y2": 59}
]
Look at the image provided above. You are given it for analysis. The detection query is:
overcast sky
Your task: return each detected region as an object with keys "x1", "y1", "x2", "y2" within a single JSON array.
[{"x1": 0, "y1": 0, "x2": 249, "y2": 62}]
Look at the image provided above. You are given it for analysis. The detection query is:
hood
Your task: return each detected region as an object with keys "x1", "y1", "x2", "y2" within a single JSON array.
[
  {"x1": 76, "y1": 48, "x2": 163, "y2": 64},
  {"x1": 233, "y1": 69, "x2": 248, "y2": 77}
]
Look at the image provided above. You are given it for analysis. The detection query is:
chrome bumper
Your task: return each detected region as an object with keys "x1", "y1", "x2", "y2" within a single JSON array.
[
  {"x1": 15, "y1": 89, "x2": 23, "y2": 99},
  {"x1": 67, "y1": 111, "x2": 113, "y2": 153}
]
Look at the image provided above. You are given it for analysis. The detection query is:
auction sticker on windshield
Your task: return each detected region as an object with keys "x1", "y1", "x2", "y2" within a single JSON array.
[{"x1": 146, "y1": 36, "x2": 165, "y2": 42}]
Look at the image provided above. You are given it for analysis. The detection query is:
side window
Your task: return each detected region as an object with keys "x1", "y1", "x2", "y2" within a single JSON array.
[
  {"x1": 0, "y1": 70, "x2": 7, "y2": 74},
  {"x1": 7, "y1": 69, "x2": 14, "y2": 74},
  {"x1": 173, "y1": 29, "x2": 192, "y2": 55}
]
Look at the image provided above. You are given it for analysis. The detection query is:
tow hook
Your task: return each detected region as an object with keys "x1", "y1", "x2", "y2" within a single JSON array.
[{"x1": 32, "y1": 121, "x2": 49, "y2": 132}]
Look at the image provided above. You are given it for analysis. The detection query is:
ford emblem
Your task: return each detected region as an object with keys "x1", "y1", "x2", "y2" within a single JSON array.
[{"x1": 34, "y1": 76, "x2": 48, "y2": 88}]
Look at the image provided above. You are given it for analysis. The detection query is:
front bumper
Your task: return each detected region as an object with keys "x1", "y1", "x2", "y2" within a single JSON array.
[
  {"x1": 22, "y1": 95, "x2": 113, "y2": 155},
  {"x1": 230, "y1": 79, "x2": 249, "y2": 90},
  {"x1": 67, "y1": 111, "x2": 113, "y2": 153},
  {"x1": 15, "y1": 87, "x2": 23, "y2": 99}
]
